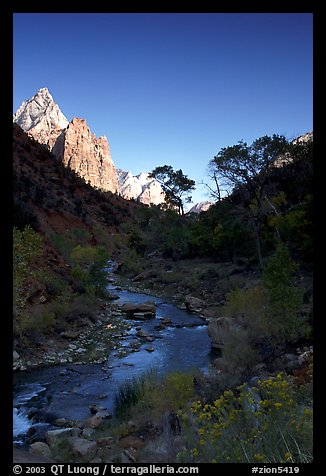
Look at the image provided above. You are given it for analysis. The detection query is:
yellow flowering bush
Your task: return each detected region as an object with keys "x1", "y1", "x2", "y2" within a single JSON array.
[{"x1": 177, "y1": 373, "x2": 312, "y2": 463}]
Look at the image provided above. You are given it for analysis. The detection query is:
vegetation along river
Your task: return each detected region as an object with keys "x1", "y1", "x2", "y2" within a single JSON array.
[{"x1": 13, "y1": 262, "x2": 214, "y2": 444}]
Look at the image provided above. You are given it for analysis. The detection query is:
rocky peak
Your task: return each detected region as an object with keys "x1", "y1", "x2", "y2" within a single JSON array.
[
  {"x1": 292, "y1": 131, "x2": 313, "y2": 144},
  {"x1": 188, "y1": 201, "x2": 213, "y2": 214},
  {"x1": 13, "y1": 89, "x2": 119, "y2": 194},
  {"x1": 53, "y1": 117, "x2": 119, "y2": 193},
  {"x1": 117, "y1": 169, "x2": 165, "y2": 205},
  {"x1": 274, "y1": 131, "x2": 313, "y2": 168},
  {"x1": 13, "y1": 87, "x2": 69, "y2": 149}
]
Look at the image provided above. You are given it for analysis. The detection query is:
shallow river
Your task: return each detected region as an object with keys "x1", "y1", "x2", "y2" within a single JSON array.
[{"x1": 13, "y1": 266, "x2": 214, "y2": 444}]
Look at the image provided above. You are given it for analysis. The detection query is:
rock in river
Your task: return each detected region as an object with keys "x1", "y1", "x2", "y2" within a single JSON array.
[
  {"x1": 120, "y1": 302, "x2": 156, "y2": 319},
  {"x1": 184, "y1": 296, "x2": 205, "y2": 313}
]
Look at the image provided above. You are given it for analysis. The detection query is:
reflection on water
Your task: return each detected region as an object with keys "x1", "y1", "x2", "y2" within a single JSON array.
[{"x1": 13, "y1": 273, "x2": 213, "y2": 441}]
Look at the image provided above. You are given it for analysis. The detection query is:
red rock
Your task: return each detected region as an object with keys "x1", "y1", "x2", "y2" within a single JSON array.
[{"x1": 53, "y1": 117, "x2": 118, "y2": 193}]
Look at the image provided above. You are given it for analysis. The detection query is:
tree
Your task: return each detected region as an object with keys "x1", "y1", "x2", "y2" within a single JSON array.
[
  {"x1": 209, "y1": 135, "x2": 289, "y2": 265},
  {"x1": 149, "y1": 165, "x2": 195, "y2": 215}
]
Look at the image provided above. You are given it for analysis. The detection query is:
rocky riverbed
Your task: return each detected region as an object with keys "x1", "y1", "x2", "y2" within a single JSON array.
[{"x1": 13, "y1": 269, "x2": 214, "y2": 463}]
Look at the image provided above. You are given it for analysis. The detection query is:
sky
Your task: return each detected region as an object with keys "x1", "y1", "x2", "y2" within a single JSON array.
[{"x1": 13, "y1": 13, "x2": 313, "y2": 205}]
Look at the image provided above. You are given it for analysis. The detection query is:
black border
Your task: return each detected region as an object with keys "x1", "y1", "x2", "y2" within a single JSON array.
[{"x1": 3, "y1": 3, "x2": 320, "y2": 471}]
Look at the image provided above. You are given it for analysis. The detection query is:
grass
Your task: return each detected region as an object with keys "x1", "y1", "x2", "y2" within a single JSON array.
[{"x1": 114, "y1": 369, "x2": 195, "y2": 423}]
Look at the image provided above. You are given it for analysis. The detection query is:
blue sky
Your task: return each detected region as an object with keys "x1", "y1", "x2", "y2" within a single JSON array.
[{"x1": 13, "y1": 13, "x2": 313, "y2": 204}]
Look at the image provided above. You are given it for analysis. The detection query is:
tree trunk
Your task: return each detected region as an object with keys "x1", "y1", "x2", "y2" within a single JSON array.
[
  {"x1": 255, "y1": 227, "x2": 263, "y2": 268},
  {"x1": 249, "y1": 213, "x2": 263, "y2": 267}
]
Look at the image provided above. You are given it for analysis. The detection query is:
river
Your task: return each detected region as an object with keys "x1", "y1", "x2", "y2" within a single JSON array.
[{"x1": 13, "y1": 264, "x2": 215, "y2": 444}]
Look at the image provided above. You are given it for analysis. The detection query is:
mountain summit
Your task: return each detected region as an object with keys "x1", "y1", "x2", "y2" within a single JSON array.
[
  {"x1": 13, "y1": 88, "x2": 166, "y2": 203},
  {"x1": 14, "y1": 88, "x2": 118, "y2": 193},
  {"x1": 13, "y1": 87, "x2": 69, "y2": 150}
]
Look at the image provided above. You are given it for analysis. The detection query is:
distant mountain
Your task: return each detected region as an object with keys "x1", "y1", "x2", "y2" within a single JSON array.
[
  {"x1": 13, "y1": 88, "x2": 119, "y2": 194},
  {"x1": 274, "y1": 131, "x2": 313, "y2": 168},
  {"x1": 13, "y1": 88, "x2": 162, "y2": 202},
  {"x1": 188, "y1": 201, "x2": 213, "y2": 214},
  {"x1": 117, "y1": 169, "x2": 165, "y2": 205},
  {"x1": 13, "y1": 87, "x2": 69, "y2": 150},
  {"x1": 13, "y1": 123, "x2": 136, "y2": 234}
]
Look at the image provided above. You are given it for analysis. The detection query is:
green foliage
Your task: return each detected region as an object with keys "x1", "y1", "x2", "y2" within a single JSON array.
[
  {"x1": 13, "y1": 197, "x2": 39, "y2": 230},
  {"x1": 115, "y1": 370, "x2": 157, "y2": 418},
  {"x1": 209, "y1": 135, "x2": 289, "y2": 264},
  {"x1": 92, "y1": 222, "x2": 117, "y2": 254},
  {"x1": 126, "y1": 226, "x2": 146, "y2": 255},
  {"x1": 13, "y1": 226, "x2": 43, "y2": 329},
  {"x1": 269, "y1": 195, "x2": 313, "y2": 261},
  {"x1": 158, "y1": 212, "x2": 193, "y2": 259},
  {"x1": 224, "y1": 286, "x2": 270, "y2": 337},
  {"x1": 223, "y1": 327, "x2": 260, "y2": 373},
  {"x1": 23, "y1": 310, "x2": 56, "y2": 333},
  {"x1": 262, "y1": 244, "x2": 304, "y2": 339},
  {"x1": 115, "y1": 371, "x2": 195, "y2": 423},
  {"x1": 69, "y1": 245, "x2": 110, "y2": 298},
  {"x1": 47, "y1": 293, "x2": 98, "y2": 325},
  {"x1": 48, "y1": 228, "x2": 92, "y2": 261},
  {"x1": 178, "y1": 373, "x2": 313, "y2": 463},
  {"x1": 41, "y1": 272, "x2": 69, "y2": 298},
  {"x1": 210, "y1": 135, "x2": 288, "y2": 191},
  {"x1": 223, "y1": 244, "x2": 305, "y2": 348},
  {"x1": 120, "y1": 248, "x2": 144, "y2": 277},
  {"x1": 189, "y1": 201, "x2": 255, "y2": 261},
  {"x1": 149, "y1": 165, "x2": 195, "y2": 215}
]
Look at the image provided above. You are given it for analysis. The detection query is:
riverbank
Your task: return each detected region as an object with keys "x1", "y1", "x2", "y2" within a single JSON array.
[{"x1": 13, "y1": 301, "x2": 132, "y2": 371}]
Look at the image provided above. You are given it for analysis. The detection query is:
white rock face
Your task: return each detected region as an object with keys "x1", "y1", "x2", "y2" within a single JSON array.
[
  {"x1": 13, "y1": 87, "x2": 69, "y2": 149},
  {"x1": 13, "y1": 87, "x2": 165, "y2": 203},
  {"x1": 117, "y1": 169, "x2": 165, "y2": 205},
  {"x1": 188, "y1": 201, "x2": 213, "y2": 214},
  {"x1": 274, "y1": 131, "x2": 313, "y2": 168},
  {"x1": 117, "y1": 170, "x2": 143, "y2": 200},
  {"x1": 292, "y1": 131, "x2": 313, "y2": 144},
  {"x1": 13, "y1": 87, "x2": 68, "y2": 131}
]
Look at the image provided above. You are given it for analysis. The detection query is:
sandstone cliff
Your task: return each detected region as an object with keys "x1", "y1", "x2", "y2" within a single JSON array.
[
  {"x1": 53, "y1": 118, "x2": 118, "y2": 193},
  {"x1": 13, "y1": 87, "x2": 69, "y2": 150},
  {"x1": 14, "y1": 88, "x2": 119, "y2": 194}
]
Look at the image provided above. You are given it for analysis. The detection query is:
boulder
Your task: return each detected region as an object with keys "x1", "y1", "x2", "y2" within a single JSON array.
[
  {"x1": 68, "y1": 437, "x2": 98, "y2": 459},
  {"x1": 84, "y1": 412, "x2": 111, "y2": 429},
  {"x1": 207, "y1": 317, "x2": 241, "y2": 349},
  {"x1": 13, "y1": 350, "x2": 20, "y2": 362},
  {"x1": 120, "y1": 302, "x2": 156, "y2": 319},
  {"x1": 60, "y1": 331, "x2": 80, "y2": 340},
  {"x1": 118, "y1": 435, "x2": 145, "y2": 449},
  {"x1": 13, "y1": 447, "x2": 55, "y2": 464},
  {"x1": 29, "y1": 442, "x2": 52, "y2": 459},
  {"x1": 184, "y1": 296, "x2": 205, "y2": 313},
  {"x1": 136, "y1": 330, "x2": 150, "y2": 338},
  {"x1": 145, "y1": 346, "x2": 155, "y2": 352},
  {"x1": 96, "y1": 436, "x2": 114, "y2": 447},
  {"x1": 45, "y1": 428, "x2": 81, "y2": 446}
]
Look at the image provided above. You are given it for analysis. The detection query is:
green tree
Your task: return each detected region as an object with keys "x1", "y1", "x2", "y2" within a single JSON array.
[
  {"x1": 149, "y1": 165, "x2": 195, "y2": 215},
  {"x1": 13, "y1": 226, "x2": 43, "y2": 304},
  {"x1": 209, "y1": 135, "x2": 288, "y2": 265},
  {"x1": 69, "y1": 245, "x2": 109, "y2": 297}
]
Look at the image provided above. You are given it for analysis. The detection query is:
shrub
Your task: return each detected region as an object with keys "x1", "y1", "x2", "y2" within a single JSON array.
[
  {"x1": 13, "y1": 198, "x2": 39, "y2": 230},
  {"x1": 115, "y1": 371, "x2": 195, "y2": 423},
  {"x1": 69, "y1": 245, "x2": 110, "y2": 298},
  {"x1": 262, "y1": 244, "x2": 304, "y2": 340},
  {"x1": 178, "y1": 373, "x2": 312, "y2": 463},
  {"x1": 120, "y1": 249, "x2": 144, "y2": 277},
  {"x1": 222, "y1": 327, "x2": 260, "y2": 374},
  {"x1": 115, "y1": 369, "x2": 158, "y2": 419},
  {"x1": 223, "y1": 244, "x2": 307, "y2": 348},
  {"x1": 13, "y1": 226, "x2": 43, "y2": 318}
]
